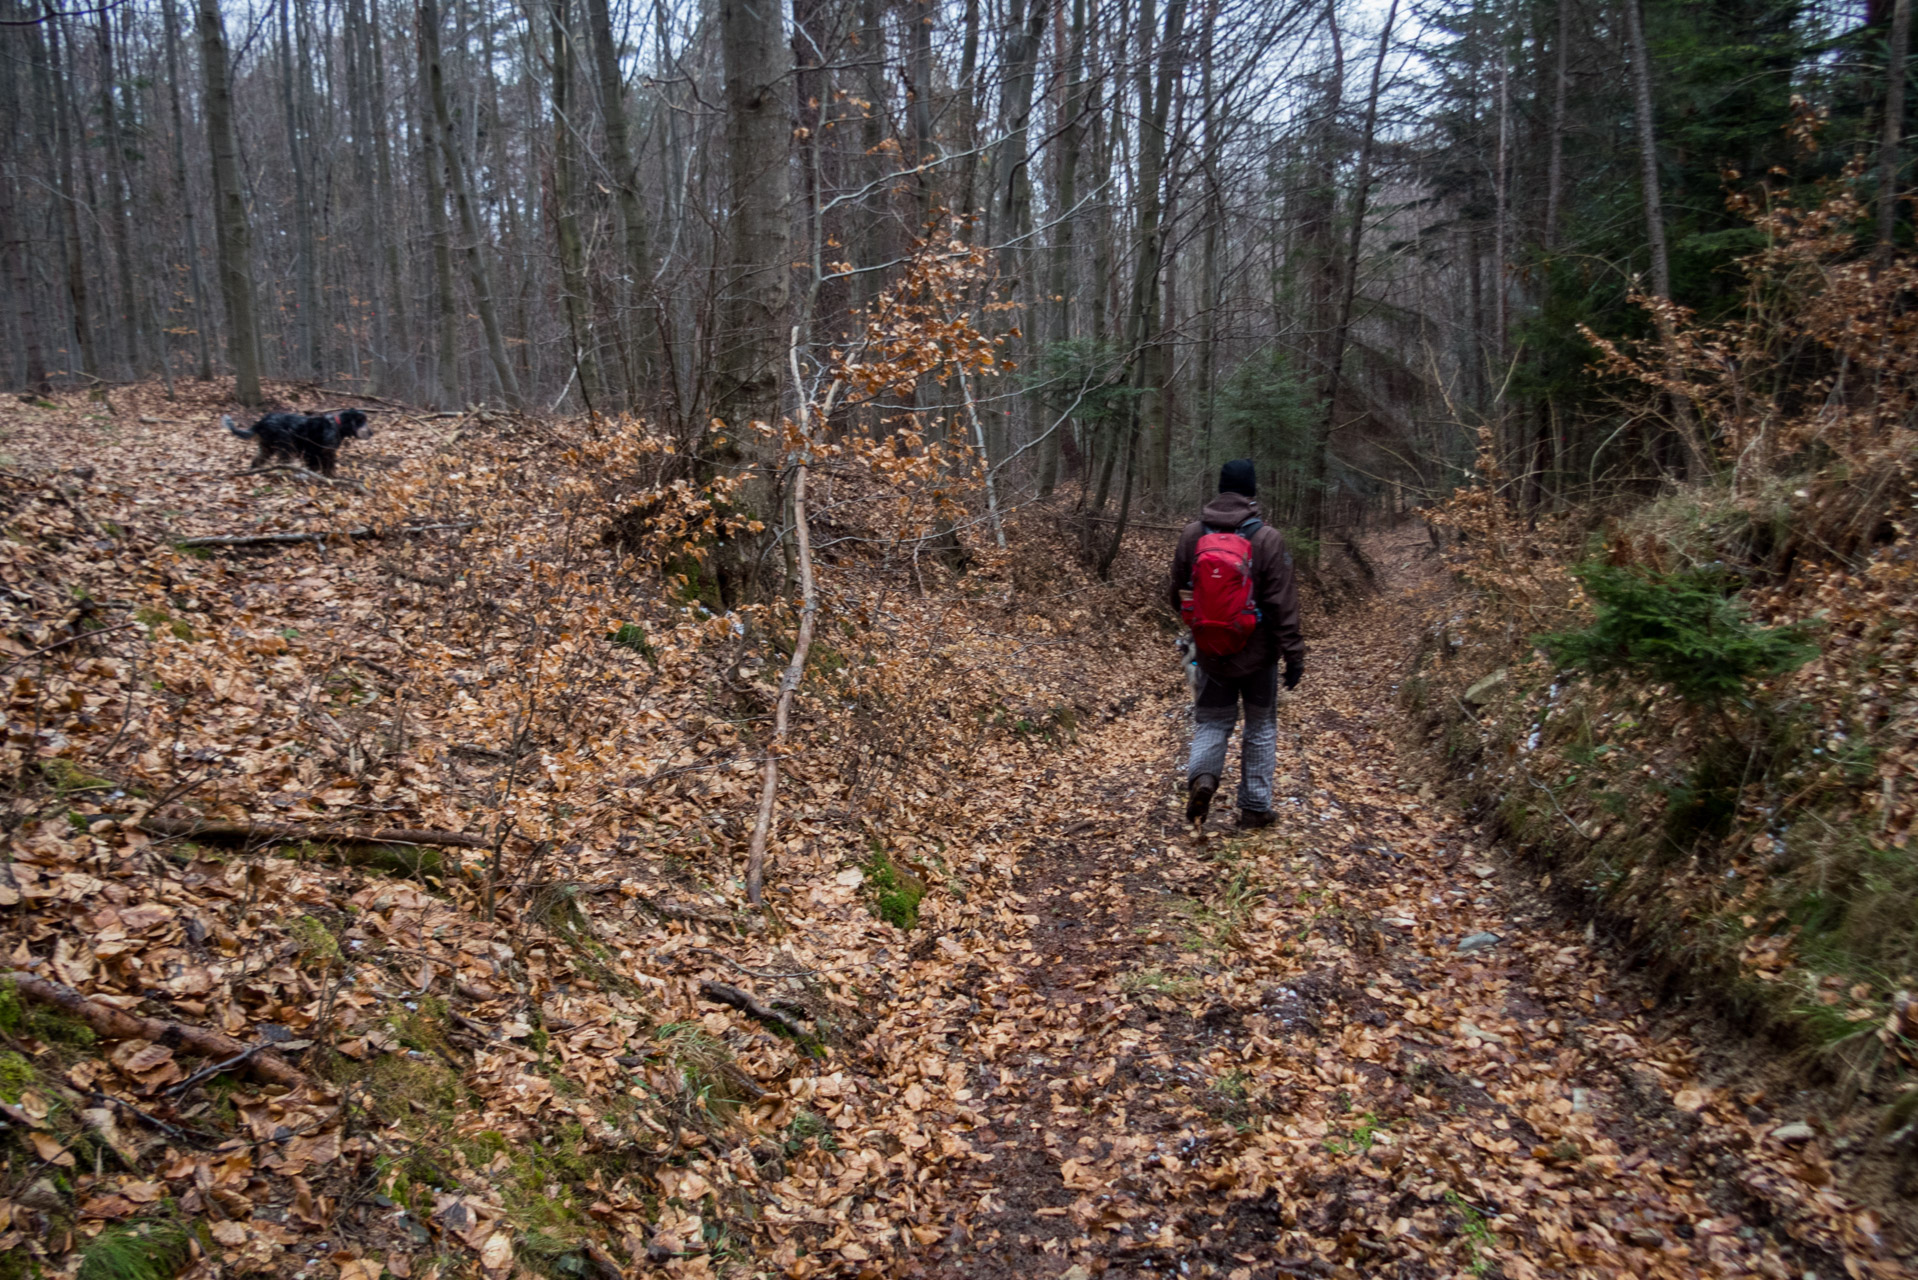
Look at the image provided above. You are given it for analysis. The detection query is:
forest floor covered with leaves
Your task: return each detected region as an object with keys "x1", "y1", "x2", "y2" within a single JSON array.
[{"x1": 0, "y1": 385, "x2": 1911, "y2": 1279}]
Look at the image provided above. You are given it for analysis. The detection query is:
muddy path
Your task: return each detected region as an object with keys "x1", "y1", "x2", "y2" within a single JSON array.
[{"x1": 852, "y1": 533, "x2": 1906, "y2": 1280}]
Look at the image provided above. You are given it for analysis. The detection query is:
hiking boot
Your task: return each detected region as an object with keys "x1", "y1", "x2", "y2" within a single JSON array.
[
  {"x1": 1185, "y1": 774, "x2": 1218, "y2": 824},
  {"x1": 1237, "y1": 807, "x2": 1276, "y2": 830}
]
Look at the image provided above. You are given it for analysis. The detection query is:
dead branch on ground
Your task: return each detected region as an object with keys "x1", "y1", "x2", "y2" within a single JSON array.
[
  {"x1": 2, "y1": 971, "x2": 306, "y2": 1088},
  {"x1": 131, "y1": 814, "x2": 492, "y2": 849},
  {"x1": 177, "y1": 521, "x2": 476, "y2": 549}
]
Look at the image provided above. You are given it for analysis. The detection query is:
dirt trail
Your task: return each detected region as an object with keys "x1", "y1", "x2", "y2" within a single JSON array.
[{"x1": 848, "y1": 533, "x2": 1905, "y2": 1280}]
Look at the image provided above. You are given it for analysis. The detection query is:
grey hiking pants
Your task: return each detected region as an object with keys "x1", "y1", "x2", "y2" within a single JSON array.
[{"x1": 1187, "y1": 665, "x2": 1279, "y2": 814}]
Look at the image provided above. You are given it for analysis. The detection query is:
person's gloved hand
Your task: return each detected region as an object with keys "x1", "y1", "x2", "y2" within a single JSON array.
[{"x1": 1283, "y1": 658, "x2": 1304, "y2": 690}]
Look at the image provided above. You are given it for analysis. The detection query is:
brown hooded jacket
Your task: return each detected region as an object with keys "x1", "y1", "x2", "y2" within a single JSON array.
[{"x1": 1166, "y1": 492, "x2": 1306, "y2": 680}]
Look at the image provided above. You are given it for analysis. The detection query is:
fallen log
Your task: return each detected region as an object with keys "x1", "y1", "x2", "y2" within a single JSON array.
[
  {"x1": 1, "y1": 971, "x2": 305, "y2": 1089},
  {"x1": 132, "y1": 814, "x2": 491, "y2": 849},
  {"x1": 176, "y1": 520, "x2": 475, "y2": 549}
]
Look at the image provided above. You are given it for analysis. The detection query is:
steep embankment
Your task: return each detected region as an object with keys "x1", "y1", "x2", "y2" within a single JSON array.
[
  {"x1": 0, "y1": 384, "x2": 1170, "y2": 1278},
  {"x1": 790, "y1": 532, "x2": 1908, "y2": 1279}
]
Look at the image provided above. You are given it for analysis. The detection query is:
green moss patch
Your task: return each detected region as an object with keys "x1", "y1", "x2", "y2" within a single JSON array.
[
  {"x1": 0, "y1": 977, "x2": 98, "y2": 1050},
  {"x1": 861, "y1": 850, "x2": 925, "y2": 931}
]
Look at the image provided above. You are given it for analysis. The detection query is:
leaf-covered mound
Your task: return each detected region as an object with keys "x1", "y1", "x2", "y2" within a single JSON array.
[{"x1": 0, "y1": 382, "x2": 1162, "y2": 1276}]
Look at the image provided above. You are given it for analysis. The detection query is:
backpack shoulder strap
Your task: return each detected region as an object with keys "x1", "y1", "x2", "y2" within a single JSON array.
[{"x1": 1201, "y1": 518, "x2": 1261, "y2": 536}]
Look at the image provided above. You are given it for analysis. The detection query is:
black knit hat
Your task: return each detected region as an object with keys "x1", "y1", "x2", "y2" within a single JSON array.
[{"x1": 1219, "y1": 459, "x2": 1257, "y2": 498}]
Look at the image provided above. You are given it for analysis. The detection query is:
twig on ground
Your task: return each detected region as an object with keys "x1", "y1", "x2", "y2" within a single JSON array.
[
  {"x1": 165, "y1": 1043, "x2": 270, "y2": 1098},
  {"x1": 689, "y1": 947, "x2": 819, "y2": 980},
  {"x1": 355, "y1": 657, "x2": 407, "y2": 684},
  {"x1": 1519, "y1": 767, "x2": 1598, "y2": 841},
  {"x1": 91, "y1": 1092, "x2": 215, "y2": 1148},
  {"x1": 315, "y1": 387, "x2": 422, "y2": 411}
]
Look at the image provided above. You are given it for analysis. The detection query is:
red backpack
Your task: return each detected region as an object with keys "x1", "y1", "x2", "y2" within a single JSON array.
[{"x1": 1181, "y1": 520, "x2": 1263, "y2": 657}]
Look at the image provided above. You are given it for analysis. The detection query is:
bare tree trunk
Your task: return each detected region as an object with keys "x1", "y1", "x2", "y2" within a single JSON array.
[
  {"x1": 854, "y1": 0, "x2": 889, "y2": 312},
  {"x1": 955, "y1": 0, "x2": 984, "y2": 216},
  {"x1": 0, "y1": 182, "x2": 48, "y2": 393},
  {"x1": 1193, "y1": 0, "x2": 1220, "y2": 505},
  {"x1": 586, "y1": 0, "x2": 652, "y2": 405},
  {"x1": 419, "y1": 136, "x2": 459, "y2": 404},
  {"x1": 792, "y1": 0, "x2": 826, "y2": 344},
  {"x1": 987, "y1": 0, "x2": 1050, "y2": 248},
  {"x1": 413, "y1": 8, "x2": 459, "y2": 407},
  {"x1": 1543, "y1": 0, "x2": 1570, "y2": 251},
  {"x1": 1880, "y1": 0, "x2": 1912, "y2": 265},
  {"x1": 907, "y1": 0, "x2": 936, "y2": 221},
  {"x1": 278, "y1": 0, "x2": 319, "y2": 377},
  {"x1": 1089, "y1": 61, "x2": 1110, "y2": 348},
  {"x1": 550, "y1": 0, "x2": 601, "y2": 410},
  {"x1": 1298, "y1": 0, "x2": 1344, "y2": 529},
  {"x1": 160, "y1": 0, "x2": 214, "y2": 381},
  {"x1": 1315, "y1": 0, "x2": 1394, "y2": 536},
  {"x1": 196, "y1": 0, "x2": 264, "y2": 405},
  {"x1": 420, "y1": 0, "x2": 522, "y2": 408},
  {"x1": 1622, "y1": 0, "x2": 1672, "y2": 313},
  {"x1": 1621, "y1": 0, "x2": 1707, "y2": 475},
  {"x1": 1130, "y1": 0, "x2": 1187, "y2": 501},
  {"x1": 715, "y1": 0, "x2": 792, "y2": 435},
  {"x1": 38, "y1": 7, "x2": 97, "y2": 383},
  {"x1": 1041, "y1": 0, "x2": 1090, "y2": 496},
  {"x1": 1492, "y1": 54, "x2": 1509, "y2": 363},
  {"x1": 969, "y1": 0, "x2": 1048, "y2": 476},
  {"x1": 1, "y1": 0, "x2": 50, "y2": 394},
  {"x1": 1096, "y1": 417, "x2": 1138, "y2": 578},
  {"x1": 1086, "y1": 51, "x2": 1117, "y2": 516},
  {"x1": 363, "y1": 0, "x2": 411, "y2": 394},
  {"x1": 95, "y1": 13, "x2": 144, "y2": 377}
]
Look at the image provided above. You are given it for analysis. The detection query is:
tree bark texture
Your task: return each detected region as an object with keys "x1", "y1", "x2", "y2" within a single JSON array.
[
  {"x1": 195, "y1": 0, "x2": 264, "y2": 405},
  {"x1": 1621, "y1": 0, "x2": 1709, "y2": 476},
  {"x1": 587, "y1": 0, "x2": 653, "y2": 403},
  {"x1": 716, "y1": 0, "x2": 793, "y2": 436},
  {"x1": 1880, "y1": 0, "x2": 1912, "y2": 264},
  {"x1": 420, "y1": 0, "x2": 523, "y2": 409}
]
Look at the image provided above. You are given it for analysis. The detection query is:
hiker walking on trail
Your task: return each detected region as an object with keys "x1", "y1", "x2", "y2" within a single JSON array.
[{"x1": 1169, "y1": 459, "x2": 1305, "y2": 829}]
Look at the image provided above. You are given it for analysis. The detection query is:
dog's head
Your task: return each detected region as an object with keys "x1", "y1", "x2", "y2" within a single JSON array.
[{"x1": 333, "y1": 409, "x2": 373, "y2": 440}]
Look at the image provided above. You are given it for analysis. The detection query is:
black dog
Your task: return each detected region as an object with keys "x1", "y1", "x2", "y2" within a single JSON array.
[{"x1": 223, "y1": 409, "x2": 372, "y2": 476}]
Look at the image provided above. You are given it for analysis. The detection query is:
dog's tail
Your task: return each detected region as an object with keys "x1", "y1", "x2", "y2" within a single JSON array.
[{"x1": 222, "y1": 414, "x2": 255, "y2": 440}]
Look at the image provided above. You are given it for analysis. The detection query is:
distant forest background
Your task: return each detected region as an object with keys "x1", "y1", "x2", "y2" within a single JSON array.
[{"x1": 0, "y1": 0, "x2": 1910, "y2": 533}]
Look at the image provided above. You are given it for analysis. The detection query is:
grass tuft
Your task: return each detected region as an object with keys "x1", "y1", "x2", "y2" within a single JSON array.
[
  {"x1": 77, "y1": 1221, "x2": 192, "y2": 1280},
  {"x1": 1119, "y1": 968, "x2": 1200, "y2": 999}
]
